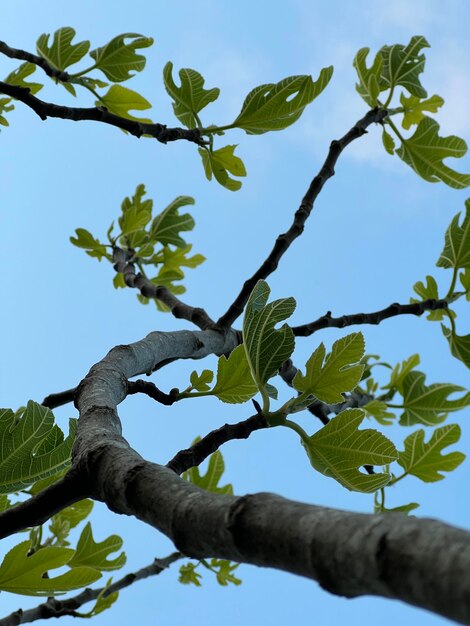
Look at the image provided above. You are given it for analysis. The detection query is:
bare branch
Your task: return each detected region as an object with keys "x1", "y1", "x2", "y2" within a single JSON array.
[
  {"x1": 0, "y1": 81, "x2": 205, "y2": 146},
  {"x1": 41, "y1": 387, "x2": 76, "y2": 409},
  {"x1": 0, "y1": 40, "x2": 70, "y2": 82},
  {"x1": 113, "y1": 246, "x2": 219, "y2": 331},
  {"x1": 217, "y1": 107, "x2": 388, "y2": 327},
  {"x1": 0, "y1": 471, "x2": 90, "y2": 540},
  {"x1": 166, "y1": 413, "x2": 268, "y2": 474},
  {"x1": 0, "y1": 552, "x2": 182, "y2": 626},
  {"x1": 292, "y1": 298, "x2": 449, "y2": 336},
  {"x1": 127, "y1": 379, "x2": 177, "y2": 406}
]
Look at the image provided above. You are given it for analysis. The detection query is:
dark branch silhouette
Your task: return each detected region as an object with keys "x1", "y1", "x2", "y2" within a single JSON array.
[
  {"x1": 0, "y1": 81, "x2": 206, "y2": 145},
  {"x1": 127, "y1": 379, "x2": 177, "y2": 406},
  {"x1": 217, "y1": 107, "x2": 388, "y2": 327},
  {"x1": 0, "y1": 40, "x2": 71, "y2": 81},
  {"x1": 292, "y1": 298, "x2": 449, "y2": 336},
  {"x1": 41, "y1": 387, "x2": 76, "y2": 409},
  {"x1": 0, "y1": 552, "x2": 182, "y2": 626}
]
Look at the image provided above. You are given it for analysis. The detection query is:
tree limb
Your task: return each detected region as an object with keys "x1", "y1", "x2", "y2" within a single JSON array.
[
  {"x1": 0, "y1": 81, "x2": 205, "y2": 145},
  {"x1": 217, "y1": 107, "x2": 388, "y2": 327},
  {"x1": 113, "y1": 247, "x2": 219, "y2": 331},
  {"x1": 0, "y1": 40, "x2": 70, "y2": 82},
  {"x1": 292, "y1": 298, "x2": 449, "y2": 336},
  {"x1": 0, "y1": 552, "x2": 182, "y2": 626},
  {"x1": 41, "y1": 387, "x2": 76, "y2": 409}
]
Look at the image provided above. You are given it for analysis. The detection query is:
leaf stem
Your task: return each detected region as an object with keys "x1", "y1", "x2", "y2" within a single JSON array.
[
  {"x1": 283, "y1": 419, "x2": 310, "y2": 443},
  {"x1": 446, "y1": 268, "x2": 459, "y2": 300}
]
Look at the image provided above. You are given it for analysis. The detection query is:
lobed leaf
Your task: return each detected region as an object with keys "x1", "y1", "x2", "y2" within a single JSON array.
[
  {"x1": 233, "y1": 67, "x2": 333, "y2": 134},
  {"x1": 4, "y1": 62, "x2": 43, "y2": 95},
  {"x1": 397, "y1": 424, "x2": 465, "y2": 481},
  {"x1": 198, "y1": 145, "x2": 246, "y2": 191},
  {"x1": 97, "y1": 85, "x2": 153, "y2": 123},
  {"x1": 70, "y1": 228, "x2": 109, "y2": 261},
  {"x1": 69, "y1": 523, "x2": 126, "y2": 571},
  {"x1": 190, "y1": 369, "x2": 214, "y2": 392},
  {"x1": 379, "y1": 35, "x2": 429, "y2": 98},
  {"x1": 150, "y1": 196, "x2": 195, "y2": 247},
  {"x1": 353, "y1": 47, "x2": 383, "y2": 106},
  {"x1": 183, "y1": 447, "x2": 233, "y2": 495},
  {"x1": 400, "y1": 93, "x2": 444, "y2": 130},
  {"x1": 212, "y1": 345, "x2": 257, "y2": 404},
  {"x1": 383, "y1": 353, "x2": 420, "y2": 394},
  {"x1": 410, "y1": 275, "x2": 448, "y2": 321},
  {"x1": 90, "y1": 33, "x2": 153, "y2": 82},
  {"x1": 437, "y1": 199, "x2": 470, "y2": 269},
  {"x1": 36, "y1": 27, "x2": 90, "y2": 71},
  {"x1": 362, "y1": 400, "x2": 396, "y2": 425},
  {"x1": 302, "y1": 408, "x2": 397, "y2": 492},
  {"x1": 293, "y1": 332, "x2": 365, "y2": 404}
]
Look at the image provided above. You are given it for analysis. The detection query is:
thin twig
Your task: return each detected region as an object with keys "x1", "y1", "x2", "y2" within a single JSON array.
[
  {"x1": 41, "y1": 387, "x2": 76, "y2": 409},
  {"x1": 127, "y1": 379, "x2": 177, "y2": 406},
  {"x1": 0, "y1": 40, "x2": 71, "y2": 81},
  {"x1": 292, "y1": 298, "x2": 449, "y2": 336},
  {"x1": 113, "y1": 247, "x2": 218, "y2": 331},
  {"x1": 217, "y1": 107, "x2": 388, "y2": 327},
  {"x1": 0, "y1": 552, "x2": 182, "y2": 626},
  {"x1": 166, "y1": 413, "x2": 268, "y2": 474},
  {"x1": 0, "y1": 81, "x2": 206, "y2": 145}
]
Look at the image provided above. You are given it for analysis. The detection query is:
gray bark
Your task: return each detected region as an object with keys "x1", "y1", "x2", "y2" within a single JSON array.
[{"x1": 73, "y1": 328, "x2": 470, "y2": 625}]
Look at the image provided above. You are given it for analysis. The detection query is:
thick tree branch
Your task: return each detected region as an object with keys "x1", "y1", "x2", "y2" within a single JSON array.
[
  {"x1": 113, "y1": 247, "x2": 218, "y2": 331},
  {"x1": 217, "y1": 107, "x2": 388, "y2": 327},
  {"x1": 0, "y1": 552, "x2": 182, "y2": 626},
  {"x1": 0, "y1": 40, "x2": 70, "y2": 82},
  {"x1": 0, "y1": 81, "x2": 205, "y2": 145},
  {"x1": 41, "y1": 387, "x2": 76, "y2": 409},
  {"x1": 0, "y1": 471, "x2": 90, "y2": 539},
  {"x1": 293, "y1": 298, "x2": 449, "y2": 336},
  {"x1": 166, "y1": 412, "x2": 268, "y2": 474}
]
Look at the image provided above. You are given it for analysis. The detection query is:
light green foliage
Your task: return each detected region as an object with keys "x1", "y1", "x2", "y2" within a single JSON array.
[
  {"x1": 189, "y1": 369, "x2": 214, "y2": 392},
  {"x1": 362, "y1": 400, "x2": 396, "y2": 425},
  {"x1": 76, "y1": 578, "x2": 119, "y2": 618},
  {"x1": 437, "y1": 199, "x2": 470, "y2": 269},
  {"x1": 382, "y1": 128, "x2": 395, "y2": 154},
  {"x1": 411, "y1": 275, "x2": 449, "y2": 321},
  {"x1": 397, "y1": 424, "x2": 465, "y2": 482},
  {"x1": 397, "y1": 118, "x2": 470, "y2": 189},
  {"x1": 36, "y1": 27, "x2": 90, "y2": 71},
  {"x1": 178, "y1": 562, "x2": 202, "y2": 586},
  {"x1": 0, "y1": 97, "x2": 14, "y2": 126},
  {"x1": 353, "y1": 47, "x2": 384, "y2": 106},
  {"x1": 89, "y1": 33, "x2": 153, "y2": 82},
  {"x1": 0, "y1": 402, "x2": 76, "y2": 494},
  {"x1": 242, "y1": 280, "x2": 296, "y2": 387},
  {"x1": 204, "y1": 559, "x2": 241, "y2": 586},
  {"x1": 293, "y1": 332, "x2": 364, "y2": 403},
  {"x1": 398, "y1": 370, "x2": 470, "y2": 426},
  {"x1": 379, "y1": 36, "x2": 429, "y2": 98},
  {"x1": 301, "y1": 409, "x2": 397, "y2": 492},
  {"x1": 212, "y1": 345, "x2": 257, "y2": 404},
  {"x1": 49, "y1": 500, "x2": 94, "y2": 546},
  {"x1": 183, "y1": 447, "x2": 233, "y2": 495},
  {"x1": 232, "y1": 68, "x2": 333, "y2": 134},
  {"x1": 0, "y1": 541, "x2": 101, "y2": 596},
  {"x1": 198, "y1": 145, "x2": 247, "y2": 191},
  {"x1": 163, "y1": 62, "x2": 220, "y2": 129},
  {"x1": 69, "y1": 522, "x2": 126, "y2": 571},
  {"x1": 374, "y1": 495, "x2": 420, "y2": 515},
  {"x1": 0, "y1": 494, "x2": 10, "y2": 512},
  {"x1": 97, "y1": 85, "x2": 152, "y2": 123},
  {"x1": 69, "y1": 228, "x2": 111, "y2": 261},
  {"x1": 383, "y1": 353, "x2": 420, "y2": 394},
  {"x1": 442, "y1": 325, "x2": 470, "y2": 369},
  {"x1": 400, "y1": 93, "x2": 444, "y2": 130},
  {"x1": 460, "y1": 268, "x2": 470, "y2": 298},
  {"x1": 149, "y1": 195, "x2": 196, "y2": 247},
  {"x1": 1, "y1": 63, "x2": 43, "y2": 126}
]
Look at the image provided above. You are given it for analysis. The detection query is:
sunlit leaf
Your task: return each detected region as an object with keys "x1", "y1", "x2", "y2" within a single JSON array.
[
  {"x1": 163, "y1": 62, "x2": 220, "y2": 128},
  {"x1": 0, "y1": 541, "x2": 100, "y2": 596},
  {"x1": 4, "y1": 63, "x2": 43, "y2": 95},
  {"x1": 212, "y1": 345, "x2": 257, "y2": 404},
  {"x1": 179, "y1": 562, "x2": 201, "y2": 586},
  {"x1": 362, "y1": 400, "x2": 396, "y2": 425},
  {"x1": 399, "y1": 370, "x2": 470, "y2": 426},
  {"x1": 397, "y1": 424, "x2": 465, "y2": 481},
  {"x1": 118, "y1": 184, "x2": 153, "y2": 236},
  {"x1": 302, "y1": 408, "x2": 397, "y2": 492},
  {"x1": 437, "y1": 200, "x2": 470, "y2": 269},
  {"x1": 150, "y1": 196, "x2": 195, "y2": 247},
  {"x1": 243, "y1": 280, "x2": 295, "y2": 386},
  {"x1": 70, "y1": 228, "x2": 110, "y2": 261},
  {"x1": 400, "y1": 93, "x2": 444, "y2": 130},
  {"x1": 379, "y1": 36, "x2": 429, "y2": 98},
  {"x1": 410, "y1": 275, "x2": 448, "y2": 321},
  {"x1": 183, "y1": 447, "x2": 233, "y2": 495},
  {"x1": 76, "y1": 578, "x2": 118, "y2": 618},
  {"x1": 36, "y1": 27, "x2": 90, "y2": 71},
  {"x1": 233, "y1": 67, "x2": 333, "y2": 134},
  {"x1": 69, "y1": 522, "x2": 126, "y2": 571},
  {"x1": 198, "y1": 145, "x2": 246, "y2": 191},
  {"x1": 396, "y1": 118, "x2": 470, "y2": 189},
  {"x1": 382, "y1": 128, "x2": 395, "y2": 154},
  {"x1": 190, "y1": 369, "x2": 214, "y2": 392},
  {"x1": 97, "y1": 85, "x2": 152, "y2": 123},
  {"x1": 293, "y1": 332, "x2": 364, "y2": 403},
  {"x1": 353, "y1": 47, "x2": 383, "y2": 106},
  {"x1": 382, "y1": 353, "x2": 420, "y2": 394},
  {"x1": 442, "y1": 324, "x2": 470, "y2": 369},
  {"x1": 0, "y1": 403, "x2": 76, "y2": 494},
  {"x1": 209, "y1": 559, "x2": 241, "y2": 586},
  {"x1": 89, "y1": 33, "x2": 153, "y2": 82}
]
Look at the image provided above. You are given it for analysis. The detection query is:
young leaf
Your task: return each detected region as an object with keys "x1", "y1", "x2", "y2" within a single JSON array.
[
  {"x1": 97, "y1": 85, "x2": 153, "y2": 123},
  {"x1": 198, "y1": 145, "x2": 246, "y2": 191},
  {"x1": 183, "y1": 448, "x2": 233, "y2": 495},
  {"x1": 410, "y1": 275, "x2": 448, "y2": 321},
  {"x1": 383, "y1": 353, "x2": 420, "y2": 394},
  {"x1": 242, "y1": 280, "x2": 295, "y2": 386},
  {"x1": 362, "y1": 400, "x2": 396, "y2": 425},
  {"x1": 0, "y1": 403, "x2": 76, "y2": 494},
  {"x1": 399, "y1": 370, "x2": 470, "y2": 426},
  {"x1": 118, "y1": 184, "x2": 153, "y2": 236},
  {"x1": 51, "y1": 500, "x2": 94, "y2": 531},
  {"x1": 293, "y1": 332, "x2": 365, "y2": 404},
  {"x1": 437, "y1": 200, "x2": 470, "y2": 269},
  {"x1": 441, "y1": 325, "x2": 470, "y2": 369},
  {"x1": 190, "y1": 369, "x2": 214, "y2": 392},
  {"x1": 36, "y1": 27, "x2": 90, "y2": 71},
  {"x1": 75, "y1": 578, "x2": 119, "y2": 618},
  {"x1": 150, "y1": 196, "x2": 195, "y2": 247},
  {"x1": 0, "y1": 97, "x2": 14, "y2": 126},
  {"x1": 70, "y1": 228, "x2": 109, "y2": 261},
  {"x1": 4, "y1": 63, "x2": 43, "y2": 95},
  {"x1": 69, "y1": 522, "x2": 126, "y2": 571},
  {"x1": 163, "y1": 62, "x2": 220, "y2": 128},
  {"x1": 211, "y1": 344, "x2": 257, "y2": 404},
  {"x1": 379, "y1": 36, "x2": 429, "y2": 98},
  {"x1": 400, "y1": 93, "x2": 444, "y2": 130},
  {"x1": 209, "y1": 559, "x2": 241, "y2": 586},
  {"x1": 397, "y1": 424, "x2": 465, "y2": 481},
  {"x1": 353, "y1": 47, "x2": 383, "y2": 106},
  {"x1": 382, "y1": 128, "x2": 395, "y2": 154},
  {"x1": 89, "y1": 33, "x2": 153, "y2": 82},
  {"x1": 396, "y1": 118, "x2": 470, "y2": 189},
  {"x1": 0, "y1": 541, "x2": 100, "y2": 596},
  {"x1": 179, "y1": 563, "x2": 202, "y2": 586},
  {"x1": 232, "y1": 67, "x2": 333, "y2": 134},
  {"x1": 302, "y1": 408, "x2": 397, "y2": 492}
]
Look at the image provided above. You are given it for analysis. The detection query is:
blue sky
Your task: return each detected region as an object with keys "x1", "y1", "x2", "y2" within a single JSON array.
[{"x1": 1, "y1": 1, "x2": 469, "y2": 624}]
